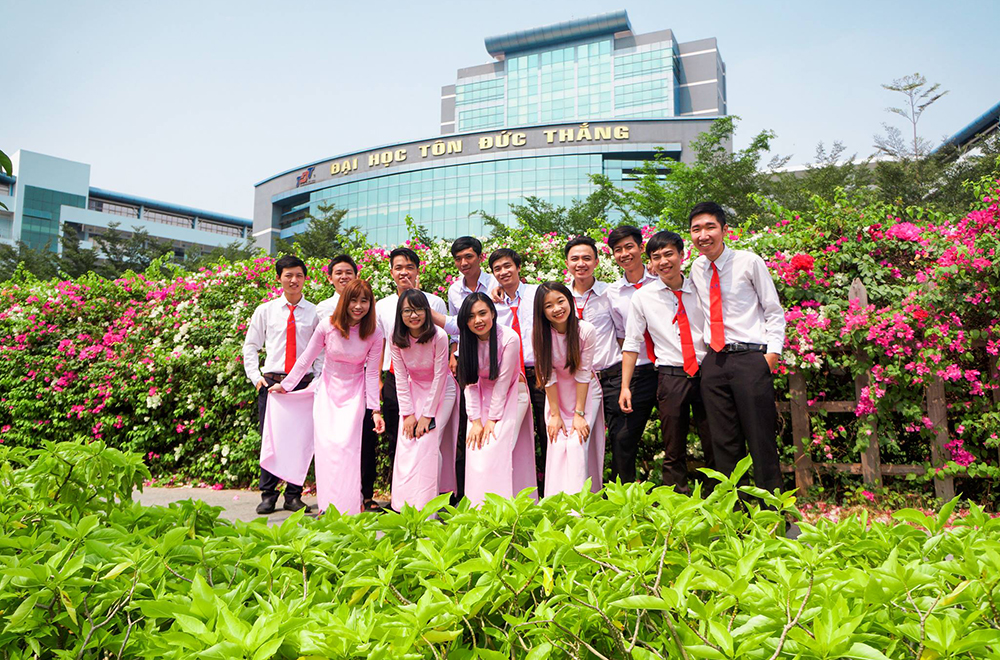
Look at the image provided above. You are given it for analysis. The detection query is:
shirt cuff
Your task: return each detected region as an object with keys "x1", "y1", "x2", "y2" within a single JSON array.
[
  {"x1": 766, "y1": 342, "x2": 784, "y2": 355},
  {"x1": 621, "y1": 339, "x2": 642, "y2": 354}
]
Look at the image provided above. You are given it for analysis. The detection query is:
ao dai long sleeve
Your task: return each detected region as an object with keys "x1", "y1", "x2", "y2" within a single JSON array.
[
  {"x1": 281, "y1": 319, "x2": 382, "y2": 409},
  {"x1": 465, "y1": 324, "x2": 522, "y2": 422},
  {"x1": 389, "y1": 326, "x2": 451, "y2": 418}
]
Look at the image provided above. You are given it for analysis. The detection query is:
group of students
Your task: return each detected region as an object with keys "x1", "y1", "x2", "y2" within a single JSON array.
[{"x1": 241, "y1": 200, "x2": 787, "y2": 515}]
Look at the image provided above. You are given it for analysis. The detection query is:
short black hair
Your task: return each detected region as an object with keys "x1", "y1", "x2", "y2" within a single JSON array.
[
  {"x1": 451, "y1": 236, "x2": 483, "y2": 257},
  {"x1": 688, "y1": 201, "x2": 727, "y2": 228},
  {"x1": 564, "y1": 235, "x2": 598, "y2": 258},
  {"x1": 389, "y1": 247, "x2": 420, "y2": 268},
  {"x1": 606, "y1": 225, "x2": 643, "y2": 250},
  {"x1": 488, "y1": 248, "x2": 522, "y2": 270},
  {"x1": 328, "y1": 253, "x2": 357, "y2": 275},
  {"x1": 275, "y1": 255, "x2": 307, "y2": 277},
  {"x1": 645, "y1": 231, "x2": 684, "y2": 258}
]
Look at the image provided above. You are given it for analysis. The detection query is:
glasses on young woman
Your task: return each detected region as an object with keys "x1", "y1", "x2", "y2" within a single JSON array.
[{"x1": 401, "y1": 308, "x2": 426, "y2": 317}]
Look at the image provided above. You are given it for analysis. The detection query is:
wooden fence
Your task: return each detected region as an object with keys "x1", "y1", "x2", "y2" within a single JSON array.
[{"x1": 778, "y1": 278, "x2": 1000, "y2": 499}]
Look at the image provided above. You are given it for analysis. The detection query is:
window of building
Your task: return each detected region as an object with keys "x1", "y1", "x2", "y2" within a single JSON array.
[
  {"x1": 143, "y1": 208, "x2": 193, "y2": 228},
  {"x1": 21, "y1": 185, "x2": 86, "y2": 252},
  {"x1": 458, "y1": 106, "x2": 505, "y2": 131},
  {"x1": 0, "y1": 181, "x2": 11, "y2": 196},
  {"x1": 0, "y1": 211, "x2": 12, "y2": 240},
  {"x1": 198, "y1": 219, "x2": 243, "y2": 238},
  {"x1": 88, "y1": 198, "x2": 140, "y2": 218},
  {"x1": 614, "y1": 79, "x2": 670, "y2": 110},
  {"x1": 456, "y1": 78, "x2": 504, "y2": 105},
  {"x1": 614, "y1": 48, "x2": 672, "y2": 79}
]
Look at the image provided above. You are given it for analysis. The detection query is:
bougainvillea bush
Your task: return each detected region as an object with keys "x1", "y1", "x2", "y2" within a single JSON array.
[
  {"x1": 0, "y1": 177, "x2": 997, "y2": 498},
  {"x1": 3, "y1": 441, "x2": 1000, "y2": 659}
]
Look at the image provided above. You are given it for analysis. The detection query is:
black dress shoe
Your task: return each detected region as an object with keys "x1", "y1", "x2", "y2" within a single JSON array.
[
  {"x1": 256, "y1": 493, "x2": 279, "y2": 515},
  {"x1": 283, "y1": 496, "x2": 312, "y2": 513}
]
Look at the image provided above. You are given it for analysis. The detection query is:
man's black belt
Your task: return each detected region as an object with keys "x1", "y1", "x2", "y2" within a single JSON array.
[
  {"x1": 718, "y1": 342, "x2": 767, "y2": 353},
  {"x1": 657, "y1": 365, "x2": 699, "y2": 378}
]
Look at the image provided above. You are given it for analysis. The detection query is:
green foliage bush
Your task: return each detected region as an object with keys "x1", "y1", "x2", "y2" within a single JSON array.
[{"x1": 2, "y1": 441, "x2": 1000, "y2": 658}]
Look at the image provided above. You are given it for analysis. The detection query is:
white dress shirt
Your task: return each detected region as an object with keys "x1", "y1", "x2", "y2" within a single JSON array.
[
  {"x1": 494, "y1": 282, "x2": 538, "y2": 368},
  {"x1": 242, "y1": 294, "x2": 321, "y2": 385},
  {"x1": 623, "y1": 277, "x2": 707, "y2": 368},
  {"x1": 571, "y1": 279, "x2": 622, "y2": 371},
  {"x1": 446, "y1": 270, "x2": 498, "y2": 343},
  {"x1": 314, "y1": 292, "x2": 340, "y2": 321},
  {"x1": 607, "y1": 268, "x2": 659, "y2": 367},
  {"x1": 690, "y1": 246, "x2": 786, "y2": 355},
  {"x1": 375, "y1": 290, "x2": 448, "y2": 371}
]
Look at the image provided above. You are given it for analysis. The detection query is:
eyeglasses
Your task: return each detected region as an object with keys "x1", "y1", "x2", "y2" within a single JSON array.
[{"x1": 401, "y1": 308, "x2": 425, "y2": 317}]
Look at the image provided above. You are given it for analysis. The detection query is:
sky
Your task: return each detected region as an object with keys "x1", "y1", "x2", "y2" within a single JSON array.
[{"x1": 2, "y1": 1, "x2": 996, "y2": 220}]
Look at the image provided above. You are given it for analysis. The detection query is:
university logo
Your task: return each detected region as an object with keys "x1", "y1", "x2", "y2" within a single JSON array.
[{"x1": 295, "y1": 167, "x2": 316, "y2": 188}]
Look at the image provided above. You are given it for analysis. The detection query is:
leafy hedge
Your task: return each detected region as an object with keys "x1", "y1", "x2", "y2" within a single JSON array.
[
  {"x1": 2, "y1": 441, "x2": 1000, "y2": 659},
  {"x1": 0, "y1": 178, "x2": 997, "y2": 497}
]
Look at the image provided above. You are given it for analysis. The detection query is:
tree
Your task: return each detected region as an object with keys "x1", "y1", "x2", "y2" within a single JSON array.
[
  {"x1": 59, "y1": 223, "x2": 99, "y2": 278},
  {"x1": 0, "y1": 242, "x2": 58, "y2": 281},
  {"x1": 182, "y1": 239, "x2": 258, "y2": 271},
  {"x1": 768, "y1": 141, "x2": 873, "y2": 213},
  {"x1": 274, "y1": 202, "x2": 362, "y2": 258},
  {"x1": 874, "y1": 73, "x2": 948, "y2": 160},
  {"x1": 92, "y1": 222, "x2": 173, "y2": 277}
]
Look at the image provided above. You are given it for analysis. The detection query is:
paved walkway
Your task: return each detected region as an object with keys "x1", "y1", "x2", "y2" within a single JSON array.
[{"x1": 134, "y1": 486, "x2": 333, "y2": 524}]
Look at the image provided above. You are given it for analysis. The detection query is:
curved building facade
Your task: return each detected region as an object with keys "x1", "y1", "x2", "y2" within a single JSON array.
[{"x1": 253, "y1": 11, "x2": 726, "y2": 250}]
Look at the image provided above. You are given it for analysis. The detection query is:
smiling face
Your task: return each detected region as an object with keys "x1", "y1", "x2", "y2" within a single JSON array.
[
  {"x1": 466, "y1": 300, "x2": 494, "y2": 339},
  {"x1": 611, "y1": 236, "x2": 643, "y2": 275},
  {"x1": 491, "y1": 256, "x2": 520, "y2": 291},
  {"x1": 689, "y1": 213, "x2": 726, "y2": 261},
  {"x1": 566, "y1": 245, "x2": 597, "y2": 284},
  {"x1": 390, "y1": 255, "x2": 418, "y2": 291},
  {"x1": 649, "y1": 243, "x2": 684, "y2": 289},
  {"x1": 453, "y1": 247, "x2": 480, "y2": 278},
  {"x1": 542, "y1": 289, "x2": 571, "y2": 328},
  {"x1": 278, "y1": 266, "x2": 306, "y2": 300},
  {"x1": 347, "y1": 293, "x2": 371, "y2": 324},
  {"x1": 401, "y1": 302, "x2": 426, "y2": 333},
  {"x1": 328, "y1": 263, "x2": 356, "y2": 293}
]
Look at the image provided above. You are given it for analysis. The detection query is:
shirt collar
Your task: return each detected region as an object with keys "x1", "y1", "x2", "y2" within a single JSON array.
[
  {"x1": 460, "y1": 270, "x2": 491, "y2": 294},
  {"x1": 573, "y1": 278, "x2": 607, "y2": 297},
  {"x1": 618, "y1": 268, "x2": 658, "y2": 290},
  {"x1": 280, "y1": 293, "x2": 307, "y2": 308},
  {"x1": 706, "y1": 245, "x2": 733, "y2": 271},
  {"x1": 502, "y1": 281, "x2": 527, "y2": 305}
]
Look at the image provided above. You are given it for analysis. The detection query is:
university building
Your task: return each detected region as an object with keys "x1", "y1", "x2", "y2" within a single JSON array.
[
  {"x1": 0, "y1": 150, "x2": 251, "y2": 258},
  {"x1": 253, "y1": 10, "x2": 727, "y2": 249}
]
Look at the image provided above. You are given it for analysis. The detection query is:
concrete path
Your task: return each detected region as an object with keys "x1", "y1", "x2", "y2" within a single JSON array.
[{"x1": 134, "y1": 486, "x2": 330, "y2": 524}]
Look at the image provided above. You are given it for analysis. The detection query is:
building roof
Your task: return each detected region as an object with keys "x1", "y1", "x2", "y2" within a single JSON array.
[
  {"x1": 89, "y1": 187, "x2": 252, "y2": 228},
  {"x1": 935, "y1": 100, "x2": 1000, "y2": 153},
  {"x1": 484, "y1": 10, "x2": 631, "y2": 58}
]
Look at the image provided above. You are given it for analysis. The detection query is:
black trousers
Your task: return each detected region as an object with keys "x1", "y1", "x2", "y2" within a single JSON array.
[
  {"x1": 599, "y1": 362, "x2": 658, "y2": 483},
  {"x1": 359, "y1": 408, "x2": 378, "y2": 501},
  {"x1": 381, "y1": 370, "x2": 401, "y2": 488},
  {"x1": 657, "y1": 370, "x2": 714, "y2": 493},
  {"x1": 523, "y1": 366, "x2": 548, "y2": 489},
  {"x1": 454, "y1": 388, "x2": 467, "y2": 500},
  {"x1": 699, "y1": 350, "x2": 783, "y2": 494},
  {"x1": 257, "y1": 372, "x2": 312, "y2": 499}
]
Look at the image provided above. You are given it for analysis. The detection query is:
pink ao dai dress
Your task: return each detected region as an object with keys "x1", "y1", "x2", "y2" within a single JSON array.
[
  {"x1": 261, "y1": 318, "x2": 382, "y2": 515},
  {"x1": 463, "y1": 323, "x2": 538, "y2": 506},
  {"x1": 388, "y1": 326, "x2": 460, "y2": 511},
  {"x1": 543, "y1": 320, "x2": 606, "y2": 497}
]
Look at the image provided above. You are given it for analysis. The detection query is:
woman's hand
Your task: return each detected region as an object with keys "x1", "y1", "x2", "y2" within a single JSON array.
[
  {"x1": 402, "y1": 414, "x2": 417, "y2": 439},
  {"x1": 372, "y1": 411, "x2": 386, "y2": 434},
  {"x1": 572, "y1": 413, "x2": 590, "y2": 443},
  {"x1": 482, "y1": 420, "x2": 496, "y2": 446},
  {"x1": 546, "y1": 413, "x2": 566, "y2": 443},
  {"x1": 415, "y1": 416, "x2": 433, "y2": 438},
  {"x1": 467, "y1": 420, "x2": 484, "y2": 449},
  {"x1": 268, "y1": 383, "x2": 286, "y2": 394}
]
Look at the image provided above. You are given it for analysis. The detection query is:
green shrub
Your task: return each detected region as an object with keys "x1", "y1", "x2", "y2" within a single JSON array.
[{"x1": 2, "y1": 441, "x2": 1000, "y2": 658}]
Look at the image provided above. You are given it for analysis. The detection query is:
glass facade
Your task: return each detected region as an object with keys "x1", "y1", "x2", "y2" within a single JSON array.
[
  {"x1": 284, "y1": 151, "x2": 674, "y2": 246},
  {"x1": 21, "y1": 185, "x2": 85, "y2": 251}
]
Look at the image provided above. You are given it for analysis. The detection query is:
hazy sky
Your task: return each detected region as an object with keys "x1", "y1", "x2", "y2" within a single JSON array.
[{"x1": 3, "y1": 1, "x2": 996, "y2": 219}]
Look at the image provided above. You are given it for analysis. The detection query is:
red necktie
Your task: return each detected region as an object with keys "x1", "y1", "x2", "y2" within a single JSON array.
[
  {"x1": 284, "y1": 305, "x2": 297, "y2": 374},
  {"x1": 709, "y1": 262, "x2": 725, "y2": 352},
  {"x1": 673, "y1": 291, "x2": 699, "y2": 377},
  {"x1": 510, "y1": 301, "x2": 526, "y2": 374},
  {"x1": 633, "y1": 282, "x2": 656, "y2": 362}
]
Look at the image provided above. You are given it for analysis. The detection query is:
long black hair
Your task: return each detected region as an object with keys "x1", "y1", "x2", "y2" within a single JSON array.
[
  {"x1": 392, "y1": 288, "x2": 436, "y2": 348},
  {"x1": 532, "y1": 281, "x2": 581, "y2": 390},
  {"x1": 457, "y1": 292, "x2": 499, "y2": 388}
]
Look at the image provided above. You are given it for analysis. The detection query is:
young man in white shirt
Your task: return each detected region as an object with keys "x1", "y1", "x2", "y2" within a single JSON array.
[
  {"x1": 565, "y1": 236, "x2": 621, "y2": 482},
  {"x1": 604, "y1": 225, "x2": 660, "y2": 483},
  {"x1": 314, "y1": 253, "x2": 358, "y2": 320},
  {"x1": 620, "y1": 231, "x2": 714, "y2": 493},
  {"x1": 241, "y1": 255, "x2": 319, "y2": 514},
  {"x1": 688, "y1": 201, "x2": 787, "y2": 495},
  {"x1": 374, "y1": 247, "x2": 448, "y2": 509},
  {"x1": 488, "y1": 247, "x2": 546, "y2": 487}
]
